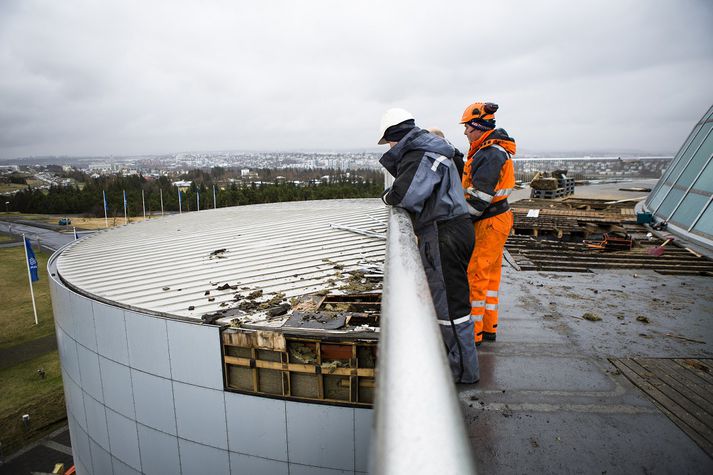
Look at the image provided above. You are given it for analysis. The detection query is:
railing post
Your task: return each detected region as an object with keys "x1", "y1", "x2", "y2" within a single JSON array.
[{"x1": 372, "y1": 207, "x2": 476, "y2": 475}]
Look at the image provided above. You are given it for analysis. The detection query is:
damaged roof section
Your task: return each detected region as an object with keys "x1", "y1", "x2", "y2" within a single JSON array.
[
  {"x1": 56, "y1": 199, "x2": 387, "y2": 327},
  {"x1": 508, "y1": 197, "x2": 713, "y2": 275}
]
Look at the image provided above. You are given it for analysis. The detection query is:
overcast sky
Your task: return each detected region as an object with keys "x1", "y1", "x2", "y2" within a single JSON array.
[{"x1": 1, "y1": 0, "x2": 711, "y2": 159}]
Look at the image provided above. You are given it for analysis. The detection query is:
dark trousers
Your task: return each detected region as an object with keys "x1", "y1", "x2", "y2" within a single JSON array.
[{"x1": 417, "y1": 215, "x2": 479, "y2": 383}]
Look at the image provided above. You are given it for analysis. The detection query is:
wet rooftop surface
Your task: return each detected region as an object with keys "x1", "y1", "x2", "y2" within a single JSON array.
[{"x1": 459, "y1": 180, "x2": 713, "y2": 473}]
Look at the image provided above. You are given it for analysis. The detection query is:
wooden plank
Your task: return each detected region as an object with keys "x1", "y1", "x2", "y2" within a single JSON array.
[
  {"x1": 513, "y1": 253, "x2": 710, "y2": 265},
  {"x1": 611, "y1": 359, "x2": 713, "y2": 457},
  {"x1": 640, "y1": 358, "x2": 713, "y2": 405},
  {"x1": 507, "y1": 258, "x2": 713, "y2": 271},
  {"x1": 224, "y1": 355, "x2": 375, "y2": 377},
  {"x1": 222, "y1": 329, "x2": 287, "y2": 351},
  {"x1": 692, "y1": 359, "x2": 713, "y2": 372},
  {"x1": 657, "y1": 270, "x2": 713, "y2": 277},
  {"x1": 316, "y1": 341, "x2": 324, "y2": 400},
  {"x1": 614, "y1": 359, "x2": 713, "y2": 440},
  {"x1": 525, "y1": 266, "x2": 591, "y2": 273},
  {"x1": 633, "y1": 359, "x2": 713, "y2": 430},
  {"x1": 675, "y1": 359, "x2": 713, "y2": 385},
  {"x1": 250, "y1": 348, "x2": 258, "y2": 392}
]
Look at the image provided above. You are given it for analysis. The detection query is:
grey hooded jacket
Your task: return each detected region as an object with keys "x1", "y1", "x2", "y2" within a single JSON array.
[{"x1": 379, "y1": 128, "x2": 469, "y2": 232}]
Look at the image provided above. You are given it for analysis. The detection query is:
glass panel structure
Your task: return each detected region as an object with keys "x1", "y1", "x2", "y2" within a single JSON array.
[{"x1": 645, "y1": 104, "x2": 713, "y2": 250}]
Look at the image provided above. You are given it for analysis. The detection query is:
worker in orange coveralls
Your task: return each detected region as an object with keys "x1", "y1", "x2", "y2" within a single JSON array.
[{"x1": 460, "y1": 102, "x2": 516, "y2": 345}]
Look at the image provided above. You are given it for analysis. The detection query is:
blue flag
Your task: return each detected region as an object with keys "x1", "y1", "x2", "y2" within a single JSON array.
[{"x1": 25, "y1": 237, "x2": 39, "y2": 282}]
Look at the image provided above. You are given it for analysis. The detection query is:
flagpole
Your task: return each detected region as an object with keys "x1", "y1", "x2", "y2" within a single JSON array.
[
  {"x1": 142, "y1": 189, "x2": 146, "y2": 219},
  {"x1": 160, "y1": 188, "x2": 164, "y2": 216},
  {"x1": 103, "y1": 190, "x2": 108, "y2": 228},
  {"x1": 123, "y1": 190, "x2": 128, "y2": 224},
  {"x1": 22, "y1": 234, "x2": 39, "y2": 325}
]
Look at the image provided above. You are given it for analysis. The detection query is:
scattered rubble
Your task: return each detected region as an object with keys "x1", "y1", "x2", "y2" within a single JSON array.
[
  {"x1": 209, "y1": 248, "x2": 228, "y2": 259},
  {"x1": 217, "y1": 283, "x2": 238, "y2": 291}
]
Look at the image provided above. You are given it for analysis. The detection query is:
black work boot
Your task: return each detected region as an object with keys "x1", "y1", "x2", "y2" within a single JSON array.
[{"x1": 483, "y1": 332, "x2": 497, "y2": 341}]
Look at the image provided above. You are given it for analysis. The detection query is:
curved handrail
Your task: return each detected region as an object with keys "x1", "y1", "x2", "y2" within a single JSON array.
[{"x1": 372, "y1": 207, "x2": 476, "y2": 474}]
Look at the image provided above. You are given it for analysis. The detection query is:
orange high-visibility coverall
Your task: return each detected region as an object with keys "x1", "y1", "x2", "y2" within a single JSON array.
[{"x1": 462, "y1": 129, "x2": 516, "y2": 343}]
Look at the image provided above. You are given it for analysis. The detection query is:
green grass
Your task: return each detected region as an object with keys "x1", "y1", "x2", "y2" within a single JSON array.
[
  {"x1": 0, "y1": 233, "x2": 18, "y2": 243},
  {"x1": 0, "y1": 351, "x2": 66, "y2": 455},
  {"x1": 0, "y1": 246, "x2": 55, "y2": 349},
  {"x1": 0, "y1": 183, "x2": 27, "y2": 193},
  {"x1": 0, "y1": 351, "x2": 63, "y2": 413},
  {"x1": 0, "y1": 246, "x2": 63, "y2": 455},
  {"x1": 0, "y1": 211, "x2": 52, "y2": 222}
]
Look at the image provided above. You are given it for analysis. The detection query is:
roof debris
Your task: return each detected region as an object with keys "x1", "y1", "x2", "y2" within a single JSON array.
[{"x1": 209, "y1": 248, "x2": 228, "y2": 259}]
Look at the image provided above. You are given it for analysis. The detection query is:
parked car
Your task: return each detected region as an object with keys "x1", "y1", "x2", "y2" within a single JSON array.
[{"x1": 58, "y1": 217, "x2": 72, "y2": 225}]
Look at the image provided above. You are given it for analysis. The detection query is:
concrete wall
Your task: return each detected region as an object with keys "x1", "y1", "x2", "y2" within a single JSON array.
[{"x1": 49, "y1": 257, "x2": 372, "y2": 475}]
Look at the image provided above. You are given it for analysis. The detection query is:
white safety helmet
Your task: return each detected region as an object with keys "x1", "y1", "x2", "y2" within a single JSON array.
[{"x1": 377, "y1": 108, "x2": 415, "y2": 145}]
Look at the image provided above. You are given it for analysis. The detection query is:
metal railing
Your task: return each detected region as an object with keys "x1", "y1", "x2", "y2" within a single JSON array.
[{"x1": 371, "y1": 207, "x2": 476, "y2": 475}]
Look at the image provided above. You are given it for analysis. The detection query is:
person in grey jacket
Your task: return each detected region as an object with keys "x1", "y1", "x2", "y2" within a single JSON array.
[{"x1": 377, "y1": 108, "x2": 479, "y2": 384}]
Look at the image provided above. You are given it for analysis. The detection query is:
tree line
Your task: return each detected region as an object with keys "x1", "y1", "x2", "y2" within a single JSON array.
[{"x1": 8, "y1": 169, "x2": 384, "y2": 216}]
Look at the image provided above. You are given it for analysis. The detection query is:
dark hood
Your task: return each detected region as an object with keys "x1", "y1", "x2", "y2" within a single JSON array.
[{"x1": 379, "y1": 128, "x2": 456, "y2": 177}]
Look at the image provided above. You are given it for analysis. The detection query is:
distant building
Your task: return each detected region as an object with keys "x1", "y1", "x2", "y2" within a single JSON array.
[{"x1": 172, "y1": 180, "x2": 193, "y2": 191}]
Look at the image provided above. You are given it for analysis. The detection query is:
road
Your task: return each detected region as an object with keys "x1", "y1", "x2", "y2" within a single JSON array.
[{"x1": 0, "y1": 220, "x2": 77, "y2": 252}]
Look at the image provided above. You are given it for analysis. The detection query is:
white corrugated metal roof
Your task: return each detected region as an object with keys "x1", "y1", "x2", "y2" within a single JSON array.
[{"x1": 57, "y1": 199, "x2": 387, "y2": 320}]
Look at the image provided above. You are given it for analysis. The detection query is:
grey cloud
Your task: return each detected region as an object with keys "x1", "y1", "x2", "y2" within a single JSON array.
[{"x1": 1, "y1": 0, "x2": 712, "y2": 158}]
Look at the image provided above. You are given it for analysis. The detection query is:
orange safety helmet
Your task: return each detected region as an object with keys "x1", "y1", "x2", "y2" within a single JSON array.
[{"x1": 460, "y1": 102, "x2": 499, "y2": 129}]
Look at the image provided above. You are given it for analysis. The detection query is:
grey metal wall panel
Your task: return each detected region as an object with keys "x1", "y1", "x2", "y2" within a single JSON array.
[
  {"x1": 50, "y1": 280, "x2": 70, "y2": 335},
  {"x1": 76, "y1": 345, "x2": 103, "y2": 403},
  {"x1": 173, "y1": 381, "x2": 228, "y2": 449},
  {"x1": 75, "y1": 460, "x2": 91, "y2": 475},
  {"x1": 71, "y1": 293, "x2": 97, "y2": 352},
  {"x1": 124, "y1": 311, "x2": 171, "y2": 378},
  {"x1": 89, "y1": 439, "x2": 114, "y2": 475},
  {"x1": 93, "y1": 301, "x2": 129, "y2": 364},
  {"x1": 105, "y1": 408, "x2": 142, "y2": 471},
  {"x1": 72, "y1": 424, "x2": 93, "y2": 475},
  {"x1": 289, "y1": 464, "x2": 355, "y2": 475},
  {"x1": 137, "y1": 424, "x2": 181, "y2": 475},
  {"x1": 57, "y1": 286, "x2": 75, "y2": 338},
  {"x1": 111, "y1": 457, "x2": 141, "y2": 475},
  {"x1": 131, "y1": 369, "x2": 177, "y2": 435},
  {"x1": 354, "y1": 408, "x2": 373, "y2": 473},
  {"x1": 286, "y1": 401, "x2": 355, "y2": 471},
  {"x1": 83, "y1": 394, "x2": 110, "y2": 450},
  {"x1": 225, "y1": 391, "x2": 288, "y2": 462},
  {"x1": 57, "y1": 326, "x2": 80, "y2": 385},
  {"x1": 178, "y1": 438, "x2": 230, "y2": 474},
  {"x1": 67, "y1": 414, "x2": 80, "y2": 468},
  {"x1": 229, "y1": 452, "x2": 289, "y2": 475},
  {"x1": 99, "y1": 356, "x2": 135, "y2": 419},
  {"x1": 64, "y1": 370, "x2": 87, "y2": 430},
  {"x1": 167, "y1": 319, "x2": 223, "y2": 390}
]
